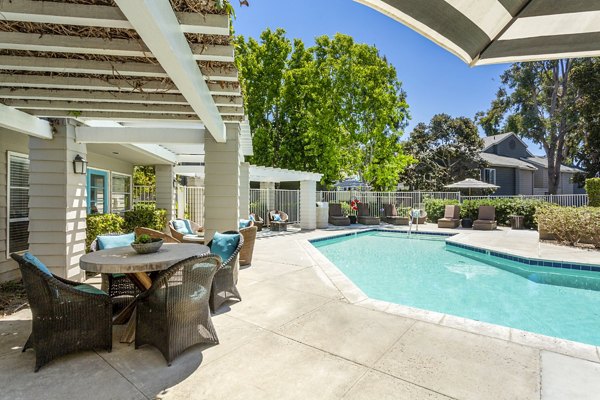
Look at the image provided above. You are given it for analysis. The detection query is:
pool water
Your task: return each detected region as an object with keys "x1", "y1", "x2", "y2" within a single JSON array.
[{"x1": 312, "y1": 231, "x2": 600, "y2": 346}]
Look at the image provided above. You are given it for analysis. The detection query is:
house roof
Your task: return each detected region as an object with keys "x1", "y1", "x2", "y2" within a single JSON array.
[
  {"x1": 480, "y1": 153, "x2": 538, "y2": 171},
  {"x1": 482, "y1": 132, "x2": 533, "y2": 156},
  {"x1": 523, "y1": 156, "x2": 583, "y2": 174}
]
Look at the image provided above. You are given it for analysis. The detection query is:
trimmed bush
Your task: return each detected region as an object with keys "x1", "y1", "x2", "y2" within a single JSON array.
[
  {"x1": 86, "y1": 213, "x2": 125, "y2": 252},
  {"x1": 461, "y1": 198, "x2": 546, "y2": 229},
  {"x1": 536, "y1": 205, "x2": 600, "y2": 248},
  {"x1": 123, "y1": 203, "x2": 167, "y2": 232},
  {"x1": 586, "y1": 178, "x2": 600, "y2": 207},
  {"x1": 423, "y1": 198, "x2": 460, "y2": 222}
]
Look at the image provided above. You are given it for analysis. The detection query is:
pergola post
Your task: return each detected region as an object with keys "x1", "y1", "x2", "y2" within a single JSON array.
[
  {"x1": 204, "y1": 123, "x2": 241, "y2": 243},
  {"x1": 239, "y1": 162, "x2": 250, "y2": 219},
  {"x1": 28, "y1": 119, "x2": 87, "y2": 280},
  {"x1": 300, "y1": 180, "x2": 317, "y2": 230},
  {"x1": 155, "y1": 165, "x2": 176, "y2": 225}
]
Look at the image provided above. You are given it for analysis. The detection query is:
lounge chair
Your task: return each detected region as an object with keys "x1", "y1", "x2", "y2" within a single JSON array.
[
  {"x1": 382, "y1": 204, "x2": 409, "y2": 225},
  {"x1": 208, "y1": 230, "x2": 244, "y2": 312},
  {"x1": 11, "y1": 253, "x2": 112, "y2": 372},
  {"x1": 169, "y1": 219, "x2": 204, "y2": 244},
  {"x1": 411, "y1": 209, "x2": 428, "y2": 224},
  {"x1": 90, "y1": 232, "x2": 140, "y2": 313},
  {"x1": 135, "y1": 254, "x2": 221, "y2": 365},
  {"x1": 473, "y1": 206, "x2": 497, "y2": 230},
  {"x1": 239, "y1": 225, "x2": 258, "y2": 267},
  {"x1": 328, "y1": 203, "x2": 351, "y2": 226},
  {"x1": 357, "y1": 203, "x2": 380, "y2": 225},
  {"x1": 438, "y1": 205, "x2": 461, "y2": 228},
  {"x1": 134, "y1": 227, "x2": 181, "y2": 243}
]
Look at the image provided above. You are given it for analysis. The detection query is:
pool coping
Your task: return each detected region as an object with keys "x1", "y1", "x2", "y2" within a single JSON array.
[{"x1": 299, "y1": 228, "x2": 600, "y2": 364}]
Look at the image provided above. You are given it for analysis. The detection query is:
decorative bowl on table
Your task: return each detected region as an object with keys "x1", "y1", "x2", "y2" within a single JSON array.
[{"x1": 131, "y1": 238, "x2": 164, "y2": 254}]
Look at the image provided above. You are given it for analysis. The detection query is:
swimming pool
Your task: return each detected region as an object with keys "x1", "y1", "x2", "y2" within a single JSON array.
[{"x1": 312, "y1": 231, "x2": 600, "y2": 346}]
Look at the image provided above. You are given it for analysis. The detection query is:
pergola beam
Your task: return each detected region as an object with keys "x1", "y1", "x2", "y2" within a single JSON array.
[
  {"x1": 126, "y1": 144, "x2": 178, "y2": 164},
  {"x1": 76, "y1": 127, "x2": 205, "y2": 144},
  {"x1": 115, "y1": 0, "x2": 226, "y2": 142},
  {"x1": 28, "y1": 109, "x2": 201, "y2": 122},
  {"x1": 0, "y1": 0, "x2": 230, "y2": 35},
  {"x1": 0, "y1": 88, "x2": 243, "y2": 106},
  {"x1": 0, "y1": 32, "x2": 234, "y2": 62},
  {"x1": 0, "y1": 103, "x2": 52, "y2": 139}
]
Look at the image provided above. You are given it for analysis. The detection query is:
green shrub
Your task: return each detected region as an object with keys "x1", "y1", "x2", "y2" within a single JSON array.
[
  {"x1": 536, "y1": 205, "x2": 600, "y2": 248},
  {"x1": 340, "y1": 201, "x2": 353, "y2": 216},
  {"x1": 461, "y1": 198, "x2": 546, "y2": 229},
  {"x1": 123, "y1": 203, "x2": 167, "y2": 232},
  {"x1": 585, "y1": 178, "x2": 600, "y2": 207},
  {"x1": 423, "y1": 198, "x2": 460, "y2": 222},
  {"x1": 86, "y1": 213, "x2": 124, "y2": 252}
]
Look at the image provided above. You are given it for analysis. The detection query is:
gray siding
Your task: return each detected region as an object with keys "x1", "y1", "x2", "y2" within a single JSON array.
[
  {"x1": 517, "y1": 169, "x2": 534, "y2": 195},
  {"x1": 494, "y1": 167, "x2": 516, "y2": 195},
  {"x1": 485, "y1": 134, "x2": 530, "y2": 159},
  {"x1": 0, "y1": 128, "x2": 31, "y2": 282}
]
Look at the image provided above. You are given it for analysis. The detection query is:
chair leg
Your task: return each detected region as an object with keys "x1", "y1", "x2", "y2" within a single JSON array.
[{"x1": 22, "y1": 334, "x2": 33, "y2": 352}]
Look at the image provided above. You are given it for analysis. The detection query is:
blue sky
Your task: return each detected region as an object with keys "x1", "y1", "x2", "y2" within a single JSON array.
[{"x1": 231, "y1": 0, "x2": 543, "y2": 155}]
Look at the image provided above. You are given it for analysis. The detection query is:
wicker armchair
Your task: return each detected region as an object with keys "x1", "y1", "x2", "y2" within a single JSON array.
[
  {"x1": 268, "y1": 210, "x2": 289, "y2": 224},
  {"x1": 135, "y1": 254, "x2": 221, "y2": 365},
  {"x1": 207, "y1": 230, "x2": 244, "y2": 312},
  {"x1": 357, "y1": 203, "x2": 380, "y2": 225},
  {"x1": 249, "y1": 213, "x2": 264, "y2": 231},
  {"x1": 90, "y1": 233, "x2": 140, "y2": 314},
  {"x1": 134, "y1": 227, "x2": 181, "y2": 243},
  {"x1": 169, "y1": 219, "x2": 204, "y2": 244},
  {"x1": 239, "y1": 226, "x2": 257, "y2": 267},
  {"x1": 11, "y1": 253, "x2": 112, "y2": 372}
]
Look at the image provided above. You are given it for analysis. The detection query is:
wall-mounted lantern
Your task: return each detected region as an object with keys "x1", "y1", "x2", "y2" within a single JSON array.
[{"x1": 73, "y1": 154, "x2": 88, "y2": 175}]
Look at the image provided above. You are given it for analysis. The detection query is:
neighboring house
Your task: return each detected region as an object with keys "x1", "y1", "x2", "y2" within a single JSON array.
[
  {"x1": 480, "y1": 132, "x2": 585, "y2": 196},
  {"x1": 334, "y1": 177, "x2": 371, "y2": 191}
]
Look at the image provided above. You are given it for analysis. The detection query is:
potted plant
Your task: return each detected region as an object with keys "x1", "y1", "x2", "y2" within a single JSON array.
[
  {"x1": 340, "y1": 202, "x2": 356, "y2": 224},
  {"x1": 131, "y1": 234, "x2": 163, "y2": 254}
]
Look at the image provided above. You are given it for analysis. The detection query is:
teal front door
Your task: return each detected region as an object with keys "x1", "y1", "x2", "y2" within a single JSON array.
[{"x1": 87, "y1": 169, "x2": 109, "y2": 214}]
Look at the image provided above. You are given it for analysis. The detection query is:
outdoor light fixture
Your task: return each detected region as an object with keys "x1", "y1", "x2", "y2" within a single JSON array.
[{"x1": 73, "y1": 154, "x2": 88, "y2": 174}]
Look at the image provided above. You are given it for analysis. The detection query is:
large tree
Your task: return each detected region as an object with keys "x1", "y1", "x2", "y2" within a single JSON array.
[
  {"x1": 235, "y1": 29, "x2": 413, "y2": 190},
  {"x1": 571, "y1": 58, "x2": 600, "y2": 179},
  {"x1": 400, "y1": 114, "x2": 485, "y2": 191},
  {"x1": 477, "y1": 60, "x2": 584, "y2": 194}
]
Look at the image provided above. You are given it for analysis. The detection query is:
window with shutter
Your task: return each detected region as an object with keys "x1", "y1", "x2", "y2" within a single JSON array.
[{"x1": 7, "y1": 152, "x2": 29, "y2": 254}]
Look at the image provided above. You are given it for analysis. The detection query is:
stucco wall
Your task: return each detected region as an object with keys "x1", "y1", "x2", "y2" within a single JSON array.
[{"x1": 0, "y1": 128, "x2": 31, "y2": 282}]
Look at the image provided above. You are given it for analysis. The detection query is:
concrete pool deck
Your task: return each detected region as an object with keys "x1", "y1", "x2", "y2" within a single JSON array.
[{"x1": 1, "y1": 224, "x2": 600, "y2": 399}]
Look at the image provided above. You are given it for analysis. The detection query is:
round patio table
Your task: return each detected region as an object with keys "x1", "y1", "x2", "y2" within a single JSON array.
[{"x1": 80, "y1": 243, "x2": 210, "y2": 343}]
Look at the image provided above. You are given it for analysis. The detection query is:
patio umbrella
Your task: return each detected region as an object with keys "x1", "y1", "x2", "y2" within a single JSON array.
[
  {"x1": 444, "y1": 178, "x2": 499, "y2": 195},
  {"x1": 355, "y1": 0, "x2": 600, "y2": 66}
]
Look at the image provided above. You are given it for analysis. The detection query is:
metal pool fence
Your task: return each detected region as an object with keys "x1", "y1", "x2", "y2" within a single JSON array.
[{"x1": 249, "y1": 189, "x2": 301, "y2": 223}]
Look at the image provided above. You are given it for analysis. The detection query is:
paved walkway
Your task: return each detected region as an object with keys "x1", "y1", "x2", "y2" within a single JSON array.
[{"x1": 1, "y1": 225, "x2": 600, "y2": 399}]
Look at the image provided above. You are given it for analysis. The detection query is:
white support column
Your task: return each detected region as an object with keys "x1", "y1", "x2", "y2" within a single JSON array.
[
  {"x1": 260, "y1": 181, "x2": 276, "y2": 211},
  {"x1": 28, "y1": 119, "x2": 87, "y2": 280},
  {"x1": 155, "y1": 165, "x2": 176, "y2": 225},
  {"x1": 300, "y1": 180, "x2": 317, "y2": 230},
  {"x1": 204, "y1": 123, "x2": 241, "y2": 243},
  {"x1": 239, "y1": 162, "x2": 250, "y2": 219}
]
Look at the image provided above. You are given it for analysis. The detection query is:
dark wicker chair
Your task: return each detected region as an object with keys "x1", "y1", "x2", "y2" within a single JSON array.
[
  {"x1": 239, "y1": 225, "x2": 257, "y2": 267},
  {"x1": 90, "y1": 233, "x2": 140, "y2": 314},
  {"x1": 135, "y1": 254, "x2": 221, "y2": 365},
  {"x1": 383, "y1": 204, "x2": 409, "y2": 225},
  {"x1": 207, "y1": 230, "x2": 244, "y2": 312},
  {"x1": 11, "y1": 253, "x2": 112, "y2": 372}
]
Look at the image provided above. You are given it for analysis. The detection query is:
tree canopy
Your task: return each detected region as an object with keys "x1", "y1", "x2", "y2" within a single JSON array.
[
  {"x1": 399, "y1": 114, "x2": 484, "y2": 190},
  {"x1": 477, "y1": 60, "x2": 583, "y2": 194},
  {"x1": 235, "y1": 29, "x2": 413, "y2": 190}
]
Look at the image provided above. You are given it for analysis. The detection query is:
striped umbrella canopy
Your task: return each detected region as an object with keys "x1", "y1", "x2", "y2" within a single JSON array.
[{"x1": 355, "y1": 0, "x2": 600, "y2": 66}]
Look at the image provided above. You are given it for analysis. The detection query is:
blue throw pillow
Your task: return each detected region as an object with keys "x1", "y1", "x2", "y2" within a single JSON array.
[
  {"x1": 210, "y1": 232, "x2": 240, "y2": 263},
  {"x1": 23, "y1": 252, "x2": 52, "y2": 276},
  {"x1": 273, "y1": 213, "x2": 282, "y2": 222},
  {"x1": 97, "y1": 233, "x2": 135, "y2": 250},
  {"x1": 239, "y1": 219, "x2": 250, "y2": 228},
  {"x1": 172, "y1": 219, "x2": 194, "y2": 235}
]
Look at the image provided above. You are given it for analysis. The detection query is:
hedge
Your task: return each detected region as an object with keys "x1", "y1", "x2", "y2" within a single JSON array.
[
  {"x1": 123, "y1": 203, "x2": 167, "y2": 232},
  {"x1": 86, "y1": 213, "x2": 124, "y2": 252},
  {"x1": 423, "y1": 197, "x2": 545, "y2": 229},
  {"x1": 586, "y1": 178, "x2": 600, "y2": 207},
  {"x1": 536, "y1": 205, "x2": 600, "y2": 248}
]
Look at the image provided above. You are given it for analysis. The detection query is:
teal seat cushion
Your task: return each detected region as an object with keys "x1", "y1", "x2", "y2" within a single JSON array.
[
  {"x1": 239, "y1": 219, "x2": 250, "y2": 228},
  {"x1": 23, "y1": 252, "x2": 52, "y2": 276},
  {"x1": 97, "y1": 233, "x2": 135, "y2": 250},
  {"x1": 112, "y1": 273, "x2": 126, "y2": 278},
  {"x1": 210, "y1": 232, "x2": 240, "y2": 263},
  {"x1": 172, "y1": 219, "x2": 194, "y2": 235},
  {"x1": 74, "y1": 284, "x2": 107, "y2": 295}
]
